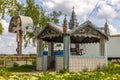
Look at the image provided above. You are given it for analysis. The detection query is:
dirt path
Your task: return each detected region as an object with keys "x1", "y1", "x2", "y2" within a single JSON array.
[{"x1": 11, "y1": 71, "x2": 40, "y2": 75}]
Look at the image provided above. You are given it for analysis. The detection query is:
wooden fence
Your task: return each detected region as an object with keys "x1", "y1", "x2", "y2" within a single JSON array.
[{"x1": 0, "y1": 56, "x2": 36, "y2": 67}]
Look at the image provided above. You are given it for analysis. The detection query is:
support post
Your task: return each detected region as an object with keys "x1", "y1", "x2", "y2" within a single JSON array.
[
  {"x1": 17, "y1": 30, "x2": 22, "y2": 61},
  {"x1": 105, "y1": 40, "x2": 108, "y2": 67},
  {"x1": 48, "y1": 42, "x2": 52, "y2": 56},
  {"x1": 100, "y1": 39, "x2": 108, "y2": 67},
  {"x1": 63, "y1": 35, "x2": 70, "y2": 69},
  {"x1": 99, "y1": 39, "x2": 105, "y2": 56},
  {"x1": 50, "y1": 42, "x2": 54, "y2": 56},
  {"x1": 37, "y1": 39, "x2": 43, "y2": 57},
  {"x1": 36, "y1": 39, "x2": 43, "y2": 70},
  {"x1": 75, "y1": 43, "x2": 79, "y2": 55},
  {"x1": 16, "y1": 17, "x2": 22, "y2": 61}
]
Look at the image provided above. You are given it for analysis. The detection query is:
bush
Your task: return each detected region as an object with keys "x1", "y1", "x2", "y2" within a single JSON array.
[
  {"x1": 0, "y1": 68, "x2": 10, "y2": 79},
  {"x1": 96, "y1": 64, "x2": 101, "y2": 71},
  {"x1": 82, "y1": 67, "x2": 88, "y2": 72},
  {"x1": 95, "y1": 64, "x2": 108, "y2": 72},
  {"x1": 58, "y1": 68, "x2": 69, "y2": 74},
  {"x1": 13, "y1": 62, "x2": 19, "y2": 67},
  {"x1": 32, "y1": 60, "x2": 36, "y2": 66}
]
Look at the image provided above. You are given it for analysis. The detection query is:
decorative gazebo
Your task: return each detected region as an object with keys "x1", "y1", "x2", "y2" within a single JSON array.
[{"x1": 36, "y1": 9, "x2": 108, "y2": 72}]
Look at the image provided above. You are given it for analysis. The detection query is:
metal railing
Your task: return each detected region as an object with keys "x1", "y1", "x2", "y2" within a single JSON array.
[{"x1": 0, "y1": 56, "x2": 36, "y2": 67}]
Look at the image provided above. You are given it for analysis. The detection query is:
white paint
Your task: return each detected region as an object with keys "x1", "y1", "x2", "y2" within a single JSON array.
[
  {"x1": 107, "y1": 36, "x2": 120, "y2": 57},
  {"x1": 19, "y1": 15, "x2": 34, "y2": 32},
  {"x1": 80, "y1": 43, "x2": 99, "y2": 56},
  {"x1": 82, "y1": 36, "x2": 120, "y2": 58}
]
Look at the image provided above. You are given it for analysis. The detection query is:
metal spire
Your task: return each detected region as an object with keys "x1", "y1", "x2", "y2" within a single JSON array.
[
  {"x1": 63, "y1": 14, "x2": 67, "y2": 26},
  {"x1": 104, "y1": 19, "x2": 110, "y2": 36},
  {"x1": 69, "y1": 7, "x2": 79, "y2": 29}
]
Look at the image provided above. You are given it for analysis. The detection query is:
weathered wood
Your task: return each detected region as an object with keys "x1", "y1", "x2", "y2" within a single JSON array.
[
  {"x1": 75, "y1": 43, "x2": 79, "y2": 55},
  {"x1": 48, "y1": 42, "x2": 54, "y2": 56},
  {"x1": 48, "y1": 42, "x2": 52, "y2": 56}
]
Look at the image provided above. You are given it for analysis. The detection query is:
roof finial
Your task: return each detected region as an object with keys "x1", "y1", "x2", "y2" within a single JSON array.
[
  {"x1": 105, "y1": 19, "x2": 108, "y2": 25},
  {"x1": 104, "y1": 19, "x2": 110, "y2": 36},
  {"x1": 73, "y1": 6, "x2": 74, "y2": 11},
  {"x1": 63, "y1": 14, "x2": 67, "y2": 25},
  {"x1": 63, "y1": 14, "x2": 67, "y2": 32}
]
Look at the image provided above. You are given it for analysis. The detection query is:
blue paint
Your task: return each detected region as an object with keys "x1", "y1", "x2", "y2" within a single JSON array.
[
  {"x1": 42, "y1": 51, "x2": 48, "y2": 55},
  {"x1": 42, "y1": 50, "x2": 64, "y2": 56}
]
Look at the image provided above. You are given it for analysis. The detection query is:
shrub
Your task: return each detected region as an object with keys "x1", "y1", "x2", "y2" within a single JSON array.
[
  {"x1": 95, "y1": 64, "x2": 108, "y2": 72},
  {"x1": 82, "y1": 67, "x2": 88, "y2": 72},
  {"x1": 101, "y1": 64, "x2": 108, "y2": 72},
  {"x1": 13, "y1": 62, "x2": 19, "y2": 67},
  {"x1": 0, "y1": 68, "x2": 10, "y2": 79},
  {"x1": 32, "y1": 60, "x2": 36, "y2": 66},
  {"x1": 58, "y1": 68, "x2": 69, "y2": 73},
  {"x1": 96, "y1": 64, "x2": 101, "y2": 71}
]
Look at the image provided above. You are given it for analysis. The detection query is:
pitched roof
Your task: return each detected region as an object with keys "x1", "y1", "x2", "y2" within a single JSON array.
[
  {"x1": 72, "y1": 20, "x2": 108, "y2": 40},
  {"x1": 37, "y1": 22, "x2": 63, "y2": 39},
  {"x1": 37, "y1": 21, "x2": 108, "y2": 43}
]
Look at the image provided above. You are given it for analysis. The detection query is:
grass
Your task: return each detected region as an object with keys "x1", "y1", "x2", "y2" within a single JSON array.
[
  {"x1": 0, "y1": 65, "x2": 36, "y2": 72},
  {"x1": 0, "y1": 62, "x2": 120, "y2": 80}
]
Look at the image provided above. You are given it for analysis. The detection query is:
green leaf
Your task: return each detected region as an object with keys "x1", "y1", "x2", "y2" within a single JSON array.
[{"x1": 0, "y1": 22, "x2": 3, "y2": 34}]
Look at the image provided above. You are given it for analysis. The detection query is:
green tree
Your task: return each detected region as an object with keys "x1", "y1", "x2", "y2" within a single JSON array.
[
  {"x1": 0, "y1": 0, "x2": 18, "y2": 34},
  {"x1": 22, "y1": 0, "x2": 62, "y2": 48},
  {"x1": 0, "y1": 23, "x2": 3, "y2": 34},
  {"x1": 0, "y1": 0, "x2": 62, "y2": 47},
  {"x1": 0, "y1": 0, "x2": 18, "y2": 19}
]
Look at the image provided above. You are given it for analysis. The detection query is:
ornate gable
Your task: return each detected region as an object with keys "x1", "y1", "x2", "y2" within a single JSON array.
[
  {"x1": 38, "y1": 23, "x2": 62, "y2": 38},
  {"x1": 72, "y1": 21, "x2": 108, "y2": 39},
  {"x1": 40, "y1": 27, "x2": 60, "y2": 38},
  {"x1": 74, "y1": 25, "x2": 100, "y2": 36}
]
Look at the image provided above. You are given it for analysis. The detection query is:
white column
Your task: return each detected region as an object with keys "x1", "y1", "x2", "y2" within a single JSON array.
[
  {"x1": 37, "y1": 39, "x2": 43, "y2": 56},
  {"x1": 99, "y1": 39, "x2": 105, "y2": 56},
  {"x1": 36, "y1": 39, "x2": 43, "y2": 70},
  {"x1": 63, "y1": 35, "x2": 70, "y2": 69},
  {"x1": 105, "y1": 40, "x2": 108, "y2": 67}
]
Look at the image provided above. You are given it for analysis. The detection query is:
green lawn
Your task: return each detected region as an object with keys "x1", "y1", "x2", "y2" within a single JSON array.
[
  {"x1": 0, "y1": 65, "x2": 36, "y2": 72},
  {"x1": 0, "y1": 62, "x2": 120, "y2": 80}
]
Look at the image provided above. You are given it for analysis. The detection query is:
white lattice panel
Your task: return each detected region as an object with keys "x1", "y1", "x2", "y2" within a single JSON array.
[
  {"x1": 56, "y1": 57, "x2": 63, "y2": 71},
  {"x1": 69, "y1": 57, "x2": 106, "y2": 72},
  {"x1": 36, "y1": 57, "x2": 42, "y2": 70}
]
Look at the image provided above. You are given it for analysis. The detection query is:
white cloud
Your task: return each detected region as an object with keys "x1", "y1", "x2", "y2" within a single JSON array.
[
  {"x1": 42, "y1": 0, "x2": 120, "y2": 33},
  {"x1": 42, "y1": 0, "x2": 99, "y2": 19},
  {"x1": 110, "y1": 0, "x2": 120, "y2": 8},
  {"x1": 42, "y1": 0, "x2": 120, "y2": 21},
  {"x1": 97, "y1": 3, "x2": 117, "y2": 19},
  {"x1": 108, "y1": 24, "x2": 118, "y2": 35}
]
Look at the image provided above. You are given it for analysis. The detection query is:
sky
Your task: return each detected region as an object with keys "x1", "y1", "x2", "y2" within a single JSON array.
[
  {"x1": 0, "y1": 0, "x2": 120, "y2": 54},
  {"x1": 41, "y1": 0, "x2": 120, "y2": 33}
]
